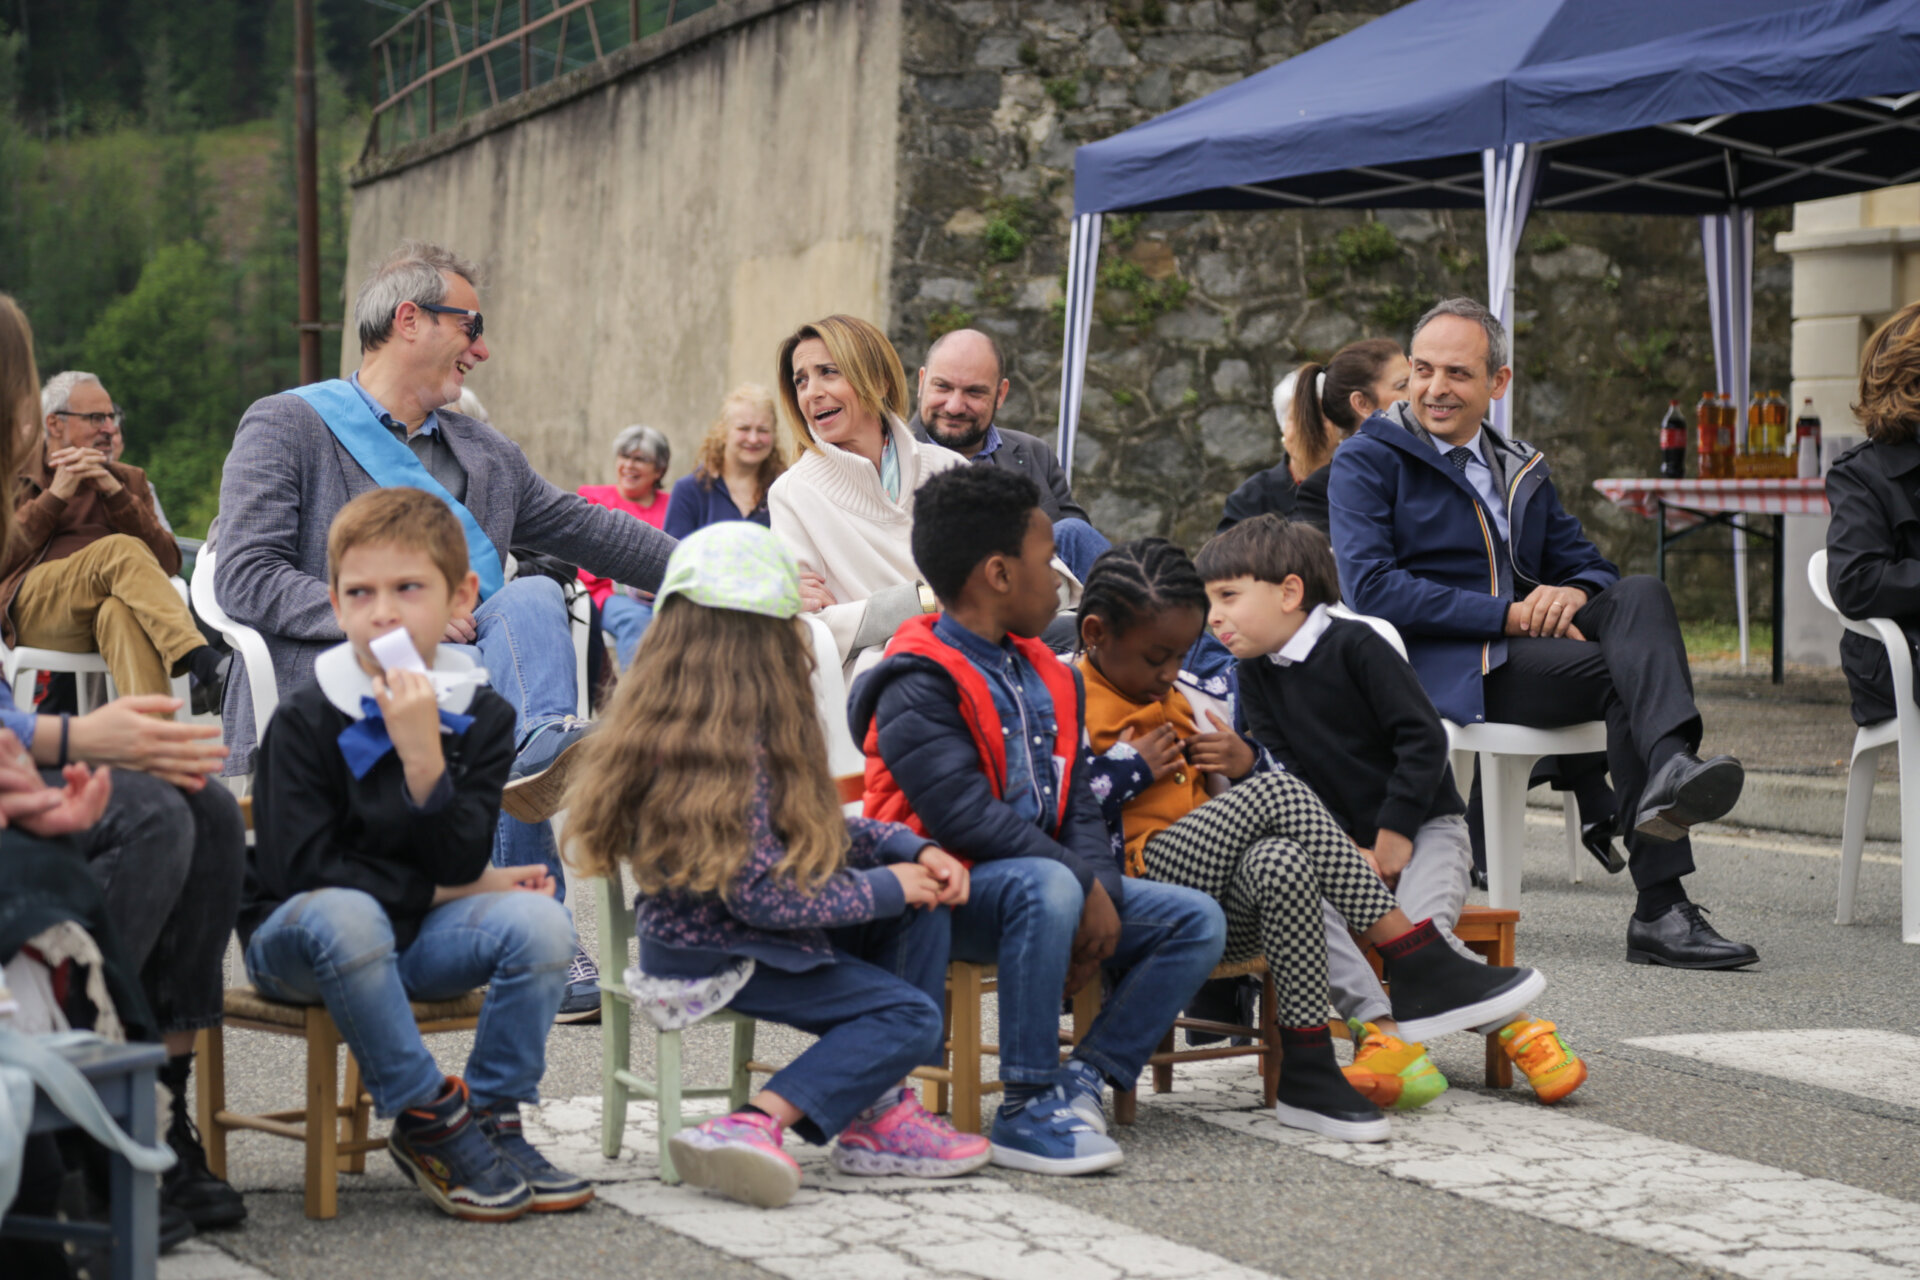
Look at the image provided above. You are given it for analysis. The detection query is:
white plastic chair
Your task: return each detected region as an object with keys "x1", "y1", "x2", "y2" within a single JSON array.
[
  {"x1": 191, "y1": 544, "x2": 281, "y2": 743},
  {"x1": 804, "y1": 612, "x2": 866, "y2": 782},
  {"x1": 1330, "y1": 605, "x2": 1596, "y2": 909},
  {"x1": 3, "y1": 576, "x2": 193, "y2": 713},
  {"x1": 1807, "y1": 548, "x2": 1920, "y2": 942}
]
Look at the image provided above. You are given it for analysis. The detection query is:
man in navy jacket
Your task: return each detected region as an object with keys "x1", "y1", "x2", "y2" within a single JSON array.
[{"x1": 1328, "y1": 297, "x2": 1756, "y2": 970}]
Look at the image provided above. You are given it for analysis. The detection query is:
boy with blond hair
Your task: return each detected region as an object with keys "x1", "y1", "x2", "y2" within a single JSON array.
[{"x1": 239, "y1": 487, "x2": 592, "y2": 1221}]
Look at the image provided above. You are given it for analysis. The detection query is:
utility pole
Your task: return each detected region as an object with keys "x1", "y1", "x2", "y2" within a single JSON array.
[{"x1": 294, "y1": 0, "x2": 322, "y2": 385}]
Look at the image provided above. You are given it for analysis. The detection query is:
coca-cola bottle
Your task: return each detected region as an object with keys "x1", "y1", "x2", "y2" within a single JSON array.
[
  {"x1": 1659, "y1": 400, "x2": 1686, "y2": 478},
  {"x1": 1796, "y1": 399, "x2": 1823, "y2": 478}
]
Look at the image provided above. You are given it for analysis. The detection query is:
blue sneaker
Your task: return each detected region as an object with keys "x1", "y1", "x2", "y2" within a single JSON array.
[
  {"x1": 1056, "y1": 1058, "x2": 1109, "y2": 1136},
  {"x1": 474, "y1": 1103, "x2": 595, "y2": 1212},
  {"x1": 388, "y1": 1077, "x2": 531, "y2": 1221},
  {"x1": 988, "y1": 1088, "x2": 1123, "y2": 1176},
  {"x1": 555, "y1": 948, "x2": 602, "y2": 1025},
  {"x1": 502, "y1": 718, "x2": 594, "y2": 823}
]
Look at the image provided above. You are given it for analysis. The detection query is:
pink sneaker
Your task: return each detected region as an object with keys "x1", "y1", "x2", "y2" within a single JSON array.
[
  {"x1": 668, "y1": 1111, "x2": 802, "y2": 1208},
  {"x1": 831, "y1": 1086, "x2": 992, "y2": 1178}
]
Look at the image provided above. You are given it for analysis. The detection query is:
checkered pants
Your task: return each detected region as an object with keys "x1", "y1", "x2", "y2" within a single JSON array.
[{"x1": 1141, "y1": 771, "x2": 1400, "y2": 1027}]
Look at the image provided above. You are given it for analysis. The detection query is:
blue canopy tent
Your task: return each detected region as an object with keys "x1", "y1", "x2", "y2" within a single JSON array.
[{"x1": 1059, "y1": 0, "x2": 1920, "y2": 664}]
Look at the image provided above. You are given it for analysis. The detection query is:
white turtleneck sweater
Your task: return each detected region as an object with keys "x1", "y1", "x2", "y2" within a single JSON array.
[{"x1": 769, "y1": 415, "x2": 967, "y2": 659}]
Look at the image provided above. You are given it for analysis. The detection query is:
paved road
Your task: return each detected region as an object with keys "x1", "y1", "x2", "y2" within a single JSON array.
[{"x1": 172, "y1": 812, "x2": 1920, "y2": 1280}]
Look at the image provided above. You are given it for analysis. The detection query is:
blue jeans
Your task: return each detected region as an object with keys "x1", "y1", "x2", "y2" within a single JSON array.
[
  {"x1": 1052, "y1": 517, "x2": 1112, "y2": 584},
  {"x1": 600, "y1": 594, "x2": 654, "y2": 670},
  {"x1": 244, "y1": 887, "x2": 574, "y2": 1115},
  {"x1": 951, "y1": 859, "x2": 1225, "y2": 1090},
  {"x1": 724, "y1": 906, "x2": 949, "y2": 1144},
  {"x1": 449, "y1": 575, "x2": 575, "y2": 899}
]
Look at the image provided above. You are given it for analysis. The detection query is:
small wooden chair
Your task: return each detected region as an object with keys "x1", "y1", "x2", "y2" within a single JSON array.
[
  {"x1": 1136, "y1": 905, "x2": 1522, "y2": 1107},
  {"x1": 593, "y1": 872, "x2": 774, "y2": 1181},
  {"x1": 917, "y1": 963, "x2": 1102, "y2": 1134},
  {"x1": 1140, "y1": 956, "x2": 1281, "y2": 1117},
  {"x1": 196, "y1": 986, "x2": 483, "y2": 1220}
]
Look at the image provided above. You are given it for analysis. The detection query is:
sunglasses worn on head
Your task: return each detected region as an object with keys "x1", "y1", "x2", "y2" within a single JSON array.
[{"x1": 419, "y1": 303, "x2": 484, "y2": 341}]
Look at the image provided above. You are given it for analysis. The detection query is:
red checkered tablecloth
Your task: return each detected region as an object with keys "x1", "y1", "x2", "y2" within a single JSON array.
[{"x1": 1593, "y1": 477, "x2": 1829, "y2": 527}]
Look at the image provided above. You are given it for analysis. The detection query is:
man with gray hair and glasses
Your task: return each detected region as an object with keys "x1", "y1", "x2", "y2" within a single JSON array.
[
  {"x1": 1328, "y1": 296, "x2": 1758, "y2": 972},
  {"x1": 216, "y1": 239, "x2": 676, "y2": 1020},
  {"x1": 2, "y1": 371, "x2": 227, "y2": 704}
]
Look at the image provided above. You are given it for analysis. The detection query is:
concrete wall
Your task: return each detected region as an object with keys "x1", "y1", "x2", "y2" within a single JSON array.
[
  {"x1": 344, "y1": 0, "x2": 903, "y2": 494},
  {"x1": 1775, "y1": 183, "x2": 1920, "y2": 666}
]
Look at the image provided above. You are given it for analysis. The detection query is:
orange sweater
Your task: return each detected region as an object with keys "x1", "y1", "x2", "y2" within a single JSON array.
[{"x1": 1078, "y1": 657, "x2": 1209, "y2": 876}]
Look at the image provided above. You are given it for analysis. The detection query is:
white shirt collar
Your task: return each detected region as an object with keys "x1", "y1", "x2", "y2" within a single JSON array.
[
  {"x1": 313, "y1": 641, "x2": 485, "y2": 720},
  {"x1": 1268, "y1": 603, "x2": 1333, "y2": 667}
]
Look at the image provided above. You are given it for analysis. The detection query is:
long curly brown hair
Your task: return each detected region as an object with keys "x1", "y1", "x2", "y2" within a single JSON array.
[
  {"x1": 0, "y1": 293, "x2": 37, "y2": 565},
  {"x1": 1858, "y1": 301, "x2": 1920, "y2": 445},
  {"x1": 562, "y1": 595, "x2": 849, "y2": 897},
  {"x1": 691, "y1": 383, "x2": 787, "y2": 512}
]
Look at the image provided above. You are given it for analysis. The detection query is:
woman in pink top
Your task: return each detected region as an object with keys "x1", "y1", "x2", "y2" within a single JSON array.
[{"x1": 579, "y1": 425, "x2": 671, "y2": 667}]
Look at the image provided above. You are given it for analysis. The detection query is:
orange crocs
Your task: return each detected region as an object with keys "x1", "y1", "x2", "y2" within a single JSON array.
[{"x1": 1499, "y1": 1017, "x2": 1588, "y2": 1104}]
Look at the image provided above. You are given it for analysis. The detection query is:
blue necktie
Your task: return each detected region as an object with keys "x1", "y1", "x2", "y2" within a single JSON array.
[{"x1": 337, "y1": 696, "x2": 475, "y2": 779}]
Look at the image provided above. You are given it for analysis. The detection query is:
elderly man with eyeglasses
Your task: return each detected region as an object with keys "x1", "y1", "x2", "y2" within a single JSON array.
[{"x1": 0, "y1": 372, "x2": 228, "y2": 707}]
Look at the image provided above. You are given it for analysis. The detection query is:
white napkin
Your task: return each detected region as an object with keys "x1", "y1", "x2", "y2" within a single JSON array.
[{"x1": 370, "y1": 628, "x2": 488, "y2": 699}]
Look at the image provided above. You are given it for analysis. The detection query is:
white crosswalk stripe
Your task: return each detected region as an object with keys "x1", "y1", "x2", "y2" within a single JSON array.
[
  {"x1": 523, "y1": 1094, "x2": 1279, "y2": 1280},
  {"x1": 1626, "y1": 1028, "x2": 1920, "y2": 1110},
  {"x1": 1144, "y1": 1061, "x2": 1920, "y2": 1280}
]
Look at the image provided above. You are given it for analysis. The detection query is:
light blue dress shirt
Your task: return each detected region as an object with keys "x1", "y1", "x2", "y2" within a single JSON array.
[{"x1": 1433, "y1": 428, "x2": 1510, "y2": 544}]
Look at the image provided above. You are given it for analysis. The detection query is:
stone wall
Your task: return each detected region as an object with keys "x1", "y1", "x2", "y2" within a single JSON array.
[{"x1": 889, "y1": 0, "x2": 1789, "y2": 619}]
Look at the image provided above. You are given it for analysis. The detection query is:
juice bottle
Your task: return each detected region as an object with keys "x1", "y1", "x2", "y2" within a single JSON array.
[{"x1": 1695, "y1": 392, "x2": 1720, "y2": 478}]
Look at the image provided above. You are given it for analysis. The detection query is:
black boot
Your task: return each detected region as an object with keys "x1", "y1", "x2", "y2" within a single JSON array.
[
  {"x1": 1272, "y1": 1024, "x2": 1388, "y2": 1143},
  {"x1": 1382, "y1": 919, "x2": 1545, "y2": 1041},
  {"x1": 160, "y1": 1057, "x2": 247, "y2": 1230}
]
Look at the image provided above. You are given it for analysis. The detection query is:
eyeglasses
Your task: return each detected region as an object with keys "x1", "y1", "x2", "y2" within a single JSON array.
[
  {"x1": 51, "y1": 409, "x2": 124, "y2": 431},
  {"x1": 418, "y1": 303, "x2": 484, "y2": 342}
]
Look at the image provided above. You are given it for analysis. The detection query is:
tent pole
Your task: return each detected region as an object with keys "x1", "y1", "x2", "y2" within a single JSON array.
[
  {"x1": 1702, "y1": 209, "x2": 1756, "y2": 669},
  {"x1": 1483, "y1": 145, "x2": 1539, "y2": 438},
  {"x1": 1056, "y1": 213, "x2": 1104, "y2": 472}
]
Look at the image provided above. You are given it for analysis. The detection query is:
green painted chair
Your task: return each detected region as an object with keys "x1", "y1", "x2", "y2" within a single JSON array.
[{"x1": 593, "y1": 874, "x2": 765, "y2": 1182}]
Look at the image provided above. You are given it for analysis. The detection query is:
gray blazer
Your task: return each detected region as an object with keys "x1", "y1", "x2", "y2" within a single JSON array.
[
  {"x1": 214, "y1": 391, "x2": 675, "y2": 774},
  {"x1": 908, "y1": 416, "x2": 1089, "y2": 525}
]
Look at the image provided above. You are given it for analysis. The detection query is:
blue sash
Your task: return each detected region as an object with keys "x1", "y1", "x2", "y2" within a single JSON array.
[{"x1": 288, "y1": 379, "x2": 506, "y2": 600}]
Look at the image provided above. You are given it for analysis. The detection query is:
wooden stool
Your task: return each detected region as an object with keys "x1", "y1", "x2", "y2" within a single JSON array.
[
  {"x1": 1137, "y1": 957, "x2": 1280, "y2": 1117},
  {"x1": 917, "y1": 962, "x2": 1101, "y2": 1134},
  {"x1": 196, "y1": 986, "x2": 483, "y2": 1219}
]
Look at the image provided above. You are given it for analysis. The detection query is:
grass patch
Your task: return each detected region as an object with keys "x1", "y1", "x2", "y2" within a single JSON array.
[{"x1": 1682, "y1": 620, "x2": 1774, "y2": 661}]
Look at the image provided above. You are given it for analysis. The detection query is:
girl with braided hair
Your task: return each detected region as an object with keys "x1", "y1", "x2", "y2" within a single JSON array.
[{"x1": 1076, "y1": 536, "x2": 1545, "y2": 1142}]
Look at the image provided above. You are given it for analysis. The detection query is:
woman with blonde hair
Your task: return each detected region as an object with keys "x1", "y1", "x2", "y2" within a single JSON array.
[
  {"x1": 768, "y1": 315, "x2": 971, "y2": 666},
  {"x1": 1827, "y1": 300, "x2": 1920, "y2": 726},
  {"x1": 666, "y1": 383, "x2": 787, "y2": 539}
]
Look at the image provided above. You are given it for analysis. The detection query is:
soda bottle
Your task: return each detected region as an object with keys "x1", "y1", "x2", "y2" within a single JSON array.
[
  {"x1": 1659, "y1": 400, "x2": 1686, "y2": 478},
  {"x1": 1769, "y1": 390, "x2": 1791, "y2": 474},
  {"x1": 1695, "y1": 392, "x2": 1721, "y2": 478},
  {"x1": 1796, "y1": 399, "x2": 1823, "y2": 479}
]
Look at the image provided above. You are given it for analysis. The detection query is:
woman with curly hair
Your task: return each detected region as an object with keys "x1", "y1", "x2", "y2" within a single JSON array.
[{"x1": 665, "y1": 383, "x2": 787, "y2": 539}]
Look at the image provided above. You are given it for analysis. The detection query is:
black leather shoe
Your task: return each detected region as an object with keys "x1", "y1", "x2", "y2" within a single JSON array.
[
  {"x1": 1626, "y1": 902, "x2": 1758, "y2": 970},
  {"x1": 1469, "y1": 865, "x2": 1489, "y2": 891},
  {"x1": 1633, "y1": 752, "x2": 1744, "y2": 842},
  {"x1": 1581, "y1": 818, "x2": 1628, "y2": 874}
]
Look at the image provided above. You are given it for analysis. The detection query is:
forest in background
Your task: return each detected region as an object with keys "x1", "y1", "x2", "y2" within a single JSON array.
[{"x1": 0, "y1": 0, "x2": 378, "y2": 537}]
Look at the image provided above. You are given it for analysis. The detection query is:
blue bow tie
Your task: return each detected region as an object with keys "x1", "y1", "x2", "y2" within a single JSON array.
[{"x1": 337, "y1": 696, "x2": 475, "y2": 779}]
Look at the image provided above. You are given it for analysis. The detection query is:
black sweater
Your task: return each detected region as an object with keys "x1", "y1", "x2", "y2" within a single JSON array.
[
  {"x1": 239, "y1": 680, "x2": 517, "y2": 949},
  {"x1": 1237, "y1": 616, "x2": 1462, "y2": 846}
]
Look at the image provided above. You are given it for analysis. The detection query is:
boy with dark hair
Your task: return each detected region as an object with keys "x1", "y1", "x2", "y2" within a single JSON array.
[
  {"x1": 240, "y1": 488, "x2": 594, "y2": 1221},
  {"x1": 1197, "y1": 514, "x2": 1586, "y2": 1108},
  {"x1": 851, "y1": 466, "x2": 1225, "y2": 1174}
]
